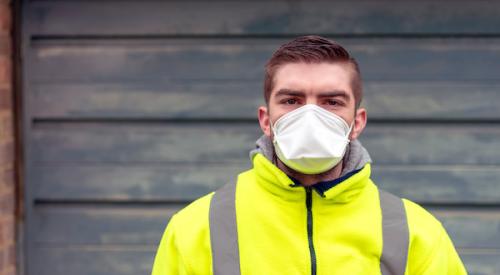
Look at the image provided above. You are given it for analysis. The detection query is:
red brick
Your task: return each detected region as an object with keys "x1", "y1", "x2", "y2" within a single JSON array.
[
  {"x1": 0, "y1": 35, "x2": 11, "y2": 56},
  {"x1": 0, "y1": 141, "x2": 13, "y2": 164},
  {"x1": 0, "y1": 2, "x2": 11, "y2": 35},
  {"x1": 0, "y1": 225, "x2": 4, "y2": 245},
  {"x1": 0, "y1": 88, "x2": 11, "y2": 110},
  {"x1": 0, "y1": 194, "x2": 13, "y2": 215},
  {"x1": 0, "y1": 112, "x2": 13, "y2": 140},
  {"x1": 0, "y1": 218, "x2": 15, "y2": 246},
  {"x1": 0, "y1": 248, "x2": 5, "y2": 271},
  {"x1": 5, "y1": 244, "x2": 14, "y2": 267},
  {"x1": 0, "y1": 57, "x2": 11, "y2": 84},
  {"x1": 0, "y1": 167, "x2": 14, "y2": 190}
]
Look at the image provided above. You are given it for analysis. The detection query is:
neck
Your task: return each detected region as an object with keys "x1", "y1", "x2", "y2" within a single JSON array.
[{"x1": 274, "y1": 154, "x2": 344, "y2": 187}]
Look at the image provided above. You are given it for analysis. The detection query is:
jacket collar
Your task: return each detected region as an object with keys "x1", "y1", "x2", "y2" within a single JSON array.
[
  {"x1": 249, "y1": 135, "x2": 373, "y2": 203},
  {"x1": 251, "y1": 153, "x2": 371, "y2": 203}
]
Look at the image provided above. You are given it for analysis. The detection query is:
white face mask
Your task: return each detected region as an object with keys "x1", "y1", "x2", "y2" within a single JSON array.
[{"x1": 271, "y1": 104, "x2": 353, "y2": 175}]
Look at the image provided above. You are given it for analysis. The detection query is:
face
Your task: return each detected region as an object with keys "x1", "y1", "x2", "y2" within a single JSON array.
[{"x1": 258, "y1": 62, "x2": 367, "y2": 141}]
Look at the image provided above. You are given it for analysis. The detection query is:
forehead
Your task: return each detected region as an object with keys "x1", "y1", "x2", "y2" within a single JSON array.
[{"x1": 272, "y1": 62, "x2": 354, "y2": 96}]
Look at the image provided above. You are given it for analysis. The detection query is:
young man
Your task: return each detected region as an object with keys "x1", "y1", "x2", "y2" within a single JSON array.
[{"x1": 152, "y1": 36, "x2": 467, "y2": 275}]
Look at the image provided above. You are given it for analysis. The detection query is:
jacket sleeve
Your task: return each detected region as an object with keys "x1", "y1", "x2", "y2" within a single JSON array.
[
  {"x1": 404, "y1": 199, "x2": 468, "y2": 275},
  {"x1": 151, "y1": 215, "x2": 189, "y2": 275},
  {"x1": 410, "y1": 225, "x2": 467, "y2": 275}
]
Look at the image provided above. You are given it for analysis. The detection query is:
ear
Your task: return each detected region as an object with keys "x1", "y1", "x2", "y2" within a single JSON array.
[
  {"x1": 258, "y1": 106, "x2": 272, "y2": 137},
  {"x1": 350, "y1": 107, "x2": 367, "y2": 140}
]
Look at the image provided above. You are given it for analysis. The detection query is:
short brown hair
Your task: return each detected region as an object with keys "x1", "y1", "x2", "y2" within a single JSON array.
[{"x1": 264, "y1": 35, "x2": 362, "y2": 108}]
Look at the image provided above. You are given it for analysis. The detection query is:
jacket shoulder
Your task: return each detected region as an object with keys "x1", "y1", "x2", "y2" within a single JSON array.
[
  {"x1": 159, "y1": 192, "x2": 214, "y2": 273},
  {"x1": 171, "y1": 191, "x2": 214, "y2": 232},
  {"x1": 403, "y1": 198, "x2": 443, "y2": 234},
  {"x1": 402, "y1": 199, "x2": 466, "y2": 274}
]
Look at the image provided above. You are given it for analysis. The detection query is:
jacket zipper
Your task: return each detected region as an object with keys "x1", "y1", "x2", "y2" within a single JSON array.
[{"x1": 306, "y1": 187, "x2": 317, "y2": 275}]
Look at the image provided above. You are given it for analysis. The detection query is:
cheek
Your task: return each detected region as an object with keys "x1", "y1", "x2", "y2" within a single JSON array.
[
  {"x1": 338, "y1": 112, "x2": 354, "y2": 127},
  {"x1": 268, "y1": 106, "x2": 289, "y2": 126}
]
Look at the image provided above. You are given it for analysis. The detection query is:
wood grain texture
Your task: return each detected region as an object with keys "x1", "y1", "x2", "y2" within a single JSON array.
[
  {"x1": 30, "y1": 205, "x2": 500, "y2": 275},
  {"x1": 31, "y1": 81, "x2": 500, "y2": 120},
  {"x1": 27, "y1": 1, "x2": 500, "y2": 36},
  {"x1": 32, "y1": 205, "x2": 500, "y2": 249},
  {"x1": 34, "y1": 205, "x2": 180, "y2": 245},
  {"x1": 33, "y1": 164, "x2": 245, "y2": 201},
  {"x1": 23, "y1": 1, "x2": 500, "y2": 274},
  {"x1": 29, "y1": 247, "x2": 500, "y2": 275},
  {"x1": 460, "y1": 251, "x2": 500, "y2": 275},
  {"x1": 33, "y1": 164, "x2": 500, "y2": 204},
  {"x1": 31, "y1": 38, "x2": 500, "y2": 82},
  {"x1": 31, "y1": 123, "x2": 500, "y2": 165},
  {"x1": 31, "y1": 247, "x2": 155, "y2": 275}
]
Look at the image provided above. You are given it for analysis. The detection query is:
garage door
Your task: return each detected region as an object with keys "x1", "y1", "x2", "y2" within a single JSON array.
[{"x1": 21, "y1": 1, "x2": 500, "y2": 274}]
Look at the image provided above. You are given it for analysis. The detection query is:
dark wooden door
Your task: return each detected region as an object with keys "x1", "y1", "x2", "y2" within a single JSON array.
[{"x1": 21, "y1": 1, "x2": 500, "y2": 274}]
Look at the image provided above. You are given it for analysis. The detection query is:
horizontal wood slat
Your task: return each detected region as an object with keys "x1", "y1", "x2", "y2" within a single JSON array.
[
  {"x1": 460, "y1": 252, "x2": 500, "y2": 275},
  {"x1": 34, "y1": 206, "x2": 180, "y2": 245},
  {"x1": 31, "y1": 38, "x2": 500, "y2": 82},
  {"x1": 29, "y1": 247, "x2": 500, "y2": 275},
  {"x1": 33, "y1": 206, "x2": 500, "y2": 249},
  {"x1": 30, "y1": 205, "x2": 500, "y2": 274},
  {"x1": 31, "y1": 247, "x2": 155, "y2": 275},
  {"x1": 31, "y1": 123, "x2": 500, "y2": 165},
  {"x1": 23, "y1": 2, "x2": 500, "y2": 275},
  {"x1": 33, "y1": 164, "x2": 500, "y2": 204},
  {"x1": 26, "y1": 1, "x2": 500, "y2": 36},
  {"x1": 31, "y1": 81, "x2": 500, "y2": 120}
]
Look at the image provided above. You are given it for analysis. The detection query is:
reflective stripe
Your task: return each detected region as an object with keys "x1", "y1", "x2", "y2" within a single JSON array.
[
  {"x1": 379, "y1": 190, "x2": 409, "y2": 275},
  {"x1": 209, "y1": 184, "x2": 408, "y2": 275},
  {"x1": 209, "y1": 181, "x2": 241, "y2": 275}
]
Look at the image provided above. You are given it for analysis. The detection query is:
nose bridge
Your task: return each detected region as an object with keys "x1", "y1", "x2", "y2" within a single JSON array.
[{"x1": 305, "y1": 92, "x2": 319, "y2": 105}]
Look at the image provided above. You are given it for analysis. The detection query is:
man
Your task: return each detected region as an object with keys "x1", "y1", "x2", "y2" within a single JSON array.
[{"x1": 152, "y1": 36, "x2": 467, "y2": 274}]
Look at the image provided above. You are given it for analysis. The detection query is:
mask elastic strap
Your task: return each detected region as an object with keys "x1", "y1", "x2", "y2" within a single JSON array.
[{"x1": 347, "y1": 121, "x2": 355, "y2": 142}]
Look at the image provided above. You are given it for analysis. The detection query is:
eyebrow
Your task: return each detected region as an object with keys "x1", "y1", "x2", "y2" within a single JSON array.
[
  {"x1": 317, "y1": 90, "x2": 350, "y2": 101},
  {"x1": 274, "y1": 89, "x2": 305, "y2": 98},
  {"x1": 274, "y1": 89, "x2": 351, "y2": 101}
]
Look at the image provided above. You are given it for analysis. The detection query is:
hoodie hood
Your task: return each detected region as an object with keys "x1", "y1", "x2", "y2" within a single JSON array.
[{"x1": 249, "y1": 134, "x2": 372, "y2": 177}]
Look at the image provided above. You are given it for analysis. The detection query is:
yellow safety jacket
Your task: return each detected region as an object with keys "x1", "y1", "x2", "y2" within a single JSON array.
[{"x1": 152, "y1": 153, "x2": 467, "y2": 275}]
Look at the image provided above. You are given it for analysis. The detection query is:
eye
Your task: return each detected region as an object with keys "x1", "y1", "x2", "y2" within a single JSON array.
[
  {"x1": 285, "y1": 98, "x2": 298, "y2": 105},
  {"x1": 326, "y1": 99, "x2": 338, "y2": 105}
]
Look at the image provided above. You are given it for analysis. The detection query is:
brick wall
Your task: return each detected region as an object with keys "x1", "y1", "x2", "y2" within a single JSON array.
[{"x1": 0, "y1": 0, "x2": 15, "y2": 274}]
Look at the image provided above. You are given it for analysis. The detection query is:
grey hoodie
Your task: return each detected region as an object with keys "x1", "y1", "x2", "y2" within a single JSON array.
[{"x1": 249, "y1": 135, "x2": 372, "y2": 178}]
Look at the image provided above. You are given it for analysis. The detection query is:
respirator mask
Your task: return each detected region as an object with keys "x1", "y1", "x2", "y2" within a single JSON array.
[{"x1": 271, "y1": 104, "x2": 353, "y2": 175}]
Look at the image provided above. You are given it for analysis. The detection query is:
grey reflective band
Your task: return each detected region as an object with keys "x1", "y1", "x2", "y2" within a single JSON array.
[
  {"x1": 209, "y1": 184, "x2": 408, "y2": 275},
  {"x1": 209, "y1": 182, "x2": 241, "y2": 275},
  {"x1": 379, "y1": 190, "x2": 409, "y2": 275}
]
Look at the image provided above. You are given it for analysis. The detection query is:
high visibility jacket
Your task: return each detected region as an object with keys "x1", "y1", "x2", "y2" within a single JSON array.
[{"x1": 152, "y1": 153, "x2": 467, "y2": 275}]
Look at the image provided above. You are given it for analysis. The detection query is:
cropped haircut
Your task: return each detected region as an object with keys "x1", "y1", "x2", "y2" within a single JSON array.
[{"x1": 264, "y1": 35, "x2": 363, "y2": 108}]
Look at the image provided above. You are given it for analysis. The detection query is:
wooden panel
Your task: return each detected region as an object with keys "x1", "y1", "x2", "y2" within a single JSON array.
[
  {"x1": 460, "y1": 252, "x2": 500, "y2": 275},
  {"x1": 30, "y1": 205, "x2": 500, "y2": 275},
  {"x1": 31, "y1": 38, "x2": 500, "y2": 82},
  {"x1": 30, "y1": 247, "x2": 500, "y2": 275},
  {"x1": 33, "y1": 164, "x2": 245, "y2": 201},
  {"x1": 26, "y1": 1, "x2": 500, "y2": 36},
  {"x1": 31, "y1": 123, "x2": 500, "y2": 165},
  {"x1": 32, "y1": 81, "x2": 500, "y2": 120},
  {"x1": 373, "y1": 166, "x2": 500, "y2": 204},
  {"x1": 33, "y1": 164, "x2": 500, "y2": 204},
  {"x1": 30, "y1": 206, "x2": 500, "y2": 274},
  {"x1": 432, "y1": 209, "x2": 500, "y2": 249},
  {"x1": 31, "y1": 123, "x2": 260, "y2": 164},
  {"x1": 23, "y1": 2, "x2": 500, "y2": 275},
  {"x1": 32, "y1": 82, "x2": 265, "y2": 120},
  {"x1": 31, "y1": 247, "x2": 155, "y2": 275},
  {"x1": 33, "y1": 205, "x2": 500, "y2": 249},
  {"x1": 34, "y1": 205, "x2": 180, "y2": 245}
]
